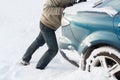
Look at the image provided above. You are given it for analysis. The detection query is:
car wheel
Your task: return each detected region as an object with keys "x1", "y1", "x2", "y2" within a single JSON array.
[{"x1": 85, "y1": 46, "x2": 120, "y2": 80}]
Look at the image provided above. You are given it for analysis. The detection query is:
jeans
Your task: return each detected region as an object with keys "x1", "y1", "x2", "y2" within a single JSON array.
[{"x1": 22, "y1": 22, "x2": 58, "y2": 69}]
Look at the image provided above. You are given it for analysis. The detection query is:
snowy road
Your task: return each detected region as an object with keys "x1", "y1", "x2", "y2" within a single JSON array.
[{"x1": 0, "y1": 0, "x2": 118, "y2": 80}]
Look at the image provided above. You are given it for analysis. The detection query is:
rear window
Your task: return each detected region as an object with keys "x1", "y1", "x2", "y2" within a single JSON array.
[{"x1": 95, "y1": 0, "x2": 120, "y2": 11}]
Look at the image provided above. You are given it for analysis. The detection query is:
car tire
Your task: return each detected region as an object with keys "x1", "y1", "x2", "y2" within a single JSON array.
[{"x1": 85, "y1": 46, "x2": 120, "y2": 80}]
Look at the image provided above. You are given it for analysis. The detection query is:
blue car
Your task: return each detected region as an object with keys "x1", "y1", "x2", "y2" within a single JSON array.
[{"x1": 59, "y1": 0, "x2": 120, "y2": 79}]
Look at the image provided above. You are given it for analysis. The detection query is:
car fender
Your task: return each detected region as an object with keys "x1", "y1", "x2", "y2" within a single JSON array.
[{"x1": 78, "y1": 31, "x2": 120, "y2": 55}]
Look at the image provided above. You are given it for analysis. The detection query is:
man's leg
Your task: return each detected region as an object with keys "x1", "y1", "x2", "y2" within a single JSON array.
[
  {"x1": 22, "y1": 31, "x2": 45, "y2": 63},
  {"x1": 36, "y1": 26, "x2": 58, "y2": 69}
]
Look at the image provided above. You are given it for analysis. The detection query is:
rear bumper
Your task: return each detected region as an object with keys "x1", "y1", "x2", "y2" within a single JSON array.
[
  {"x1": 59, "y1": 36, "x2": 81, "y2": 67},
  {"x1": 59, "y1": 36, "x2": 72, "y2": 49}
]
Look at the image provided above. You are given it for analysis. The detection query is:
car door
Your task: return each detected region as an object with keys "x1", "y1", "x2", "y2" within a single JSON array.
[{"x1": 114, "y1": 12, "x2": 120, "y2": 40}]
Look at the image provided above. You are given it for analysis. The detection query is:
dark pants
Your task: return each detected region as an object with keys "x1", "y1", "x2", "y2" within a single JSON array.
[{"x1": 22, "y1": 22, "x2": 58, "y2": 69}]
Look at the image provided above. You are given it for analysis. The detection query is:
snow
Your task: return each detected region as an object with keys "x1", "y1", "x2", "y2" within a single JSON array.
[{"x1": 0, "y1": 0, "x2": 118, "y2": 80}]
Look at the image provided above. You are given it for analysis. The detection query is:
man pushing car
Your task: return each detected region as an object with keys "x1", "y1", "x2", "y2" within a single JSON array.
[{"x1": 20, "y1": 0, "x2": 86, "y2": 70}]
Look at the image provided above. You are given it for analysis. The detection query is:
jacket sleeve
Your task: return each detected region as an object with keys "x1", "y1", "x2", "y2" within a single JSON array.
[{"x1": 44, "y1": 6, "x2": 64, "y2": 15}]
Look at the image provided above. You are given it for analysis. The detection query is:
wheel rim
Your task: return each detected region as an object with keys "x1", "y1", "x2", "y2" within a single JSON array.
[{"x1": 87, "y1": 54, "x2": 120, "y2": 79}]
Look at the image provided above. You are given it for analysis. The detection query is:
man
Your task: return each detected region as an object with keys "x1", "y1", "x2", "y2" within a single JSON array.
[{"x1": 21, "y1": 0, "x2": 86, "y2": 70}]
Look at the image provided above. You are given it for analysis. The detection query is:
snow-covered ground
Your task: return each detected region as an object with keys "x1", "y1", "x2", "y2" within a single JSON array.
[{"x1": 0, "y1": 0, "x2": 118, "y2": 80}]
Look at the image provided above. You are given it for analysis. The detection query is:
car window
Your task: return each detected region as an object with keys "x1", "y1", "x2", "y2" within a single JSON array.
[
  {"x1": 105, "y1": 0, "x2": 120, "y2": 11},
  {"x1": 96, "y1": 0, "x2": 120, "y2": 11}
]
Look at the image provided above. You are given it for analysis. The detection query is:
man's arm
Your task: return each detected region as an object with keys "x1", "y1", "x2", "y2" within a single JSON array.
[
  {"x1": 64, "y1": 0, "x2": 87, "y2": 8},
  {"x1": 44, "y1": 7, "x2": 64, "y2": 15}
]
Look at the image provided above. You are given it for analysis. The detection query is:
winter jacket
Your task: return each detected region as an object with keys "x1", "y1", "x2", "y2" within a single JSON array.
[{"x1": 40, "y1": 0, "x2": 76, "y2": 30}]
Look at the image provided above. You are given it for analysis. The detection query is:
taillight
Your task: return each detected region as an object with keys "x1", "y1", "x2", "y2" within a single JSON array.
[{"x1": 61, "y1": 17, "x2": 70, "y2": 27}]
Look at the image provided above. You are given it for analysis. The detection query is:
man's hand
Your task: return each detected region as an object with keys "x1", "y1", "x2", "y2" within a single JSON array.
[
  {"x1": 63, "y1": 1, "x2": 76, "y2": 8},
  {"x1": 78, "y1": 0, "x2": 87, "y2": 3},
  {"x1": 63, "y1": 0, "x2": 87, "y2": 8}
]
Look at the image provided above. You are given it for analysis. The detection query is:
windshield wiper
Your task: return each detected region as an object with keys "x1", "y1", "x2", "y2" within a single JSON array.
[{"x1": 93, "y1": 0, "x2": 104, "y2": 8}]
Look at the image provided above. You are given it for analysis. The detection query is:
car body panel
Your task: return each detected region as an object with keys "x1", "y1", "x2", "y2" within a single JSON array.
[
  {"x1": 67, "y1": 11, "x2": 114, "y2": 42},
  {"x1": 78, "y1": 30, "x2": 120, "y2": 54},
  {"x1": 114, "y1": 12, "x2": 120, "y2": 40},
  {"x1": 61, "y1": 11, "x2": 120, "y2": 54}
]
